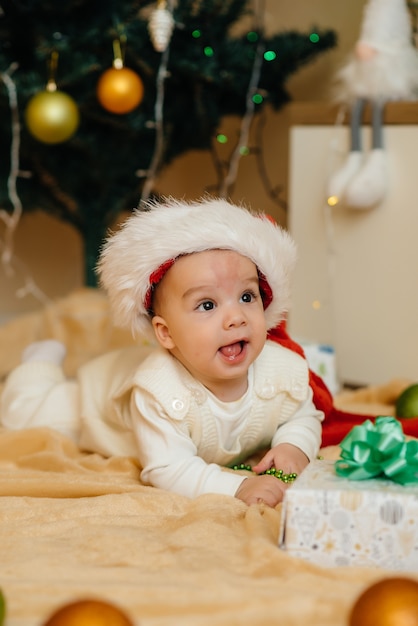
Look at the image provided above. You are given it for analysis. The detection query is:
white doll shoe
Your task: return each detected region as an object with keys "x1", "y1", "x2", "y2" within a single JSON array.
[
  {"x1": 22, "y1": 339, "x2": 67, "y2": 365},
  {"x1": 326, "y1": 151, "x2": 364, "y2": 206},
  {"x1": 344, "y1": 149, "x2": 388, "y2": 210}
]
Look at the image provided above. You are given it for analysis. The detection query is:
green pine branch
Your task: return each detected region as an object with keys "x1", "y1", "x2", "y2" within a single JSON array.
[{"x1": 0, "y1": 0, "x2": 337, "y2": 285}]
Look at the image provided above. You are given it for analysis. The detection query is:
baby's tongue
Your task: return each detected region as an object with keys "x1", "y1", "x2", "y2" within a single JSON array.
[{"x1": 220, "y1": 342, "x2": 242, "y2": 358}]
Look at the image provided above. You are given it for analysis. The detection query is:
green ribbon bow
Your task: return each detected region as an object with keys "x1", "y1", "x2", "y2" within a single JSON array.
[{"x1": 335, "y1": 416, "x2": 418, "y2": 485}]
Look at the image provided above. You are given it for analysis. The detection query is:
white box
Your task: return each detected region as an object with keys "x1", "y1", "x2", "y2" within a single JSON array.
[
  {"x1": 279, "y1": 459, "x2": 418, "y2": 571},
  {"x1": 288, "y1": 124, "x2": 418, "y2": 386}
]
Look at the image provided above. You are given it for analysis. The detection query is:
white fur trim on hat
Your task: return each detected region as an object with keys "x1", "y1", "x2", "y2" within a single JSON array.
[{"x1": 97, "y1": 197, "x2": 297, "y2": 338}]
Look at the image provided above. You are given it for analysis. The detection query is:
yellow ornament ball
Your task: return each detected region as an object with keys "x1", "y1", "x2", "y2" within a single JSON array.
[
  {"x1": 96, "y1": 66, "x2": 144, "y2": 114},
  {"x1": 349, "y1": 577, "x2": 418, "y2": 626},
  {"x1": 43, "y1": 599, "x2": 134, "y2": 626},
  {"x1": 25, "y1": 90, "x2": 80, "y2": 144}
]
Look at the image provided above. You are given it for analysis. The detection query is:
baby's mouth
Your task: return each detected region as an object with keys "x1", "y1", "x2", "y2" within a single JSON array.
[{"x1": 219, "y1": 341, "x2": 246, "y2": 360}]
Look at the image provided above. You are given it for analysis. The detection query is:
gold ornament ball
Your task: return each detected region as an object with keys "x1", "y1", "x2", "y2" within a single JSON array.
[
  {"x1": 43, "y1": 599, "x2": 134, "y2": 626},
  {"x1": 349, "y1": 577, "x2": 418, "y2": 626},
  {"x1": 96, "y1": 67, "x2": 144, "y2": 114},
  {"x1": 25, "y1": 90, "x2": 80, "y2": 144}
]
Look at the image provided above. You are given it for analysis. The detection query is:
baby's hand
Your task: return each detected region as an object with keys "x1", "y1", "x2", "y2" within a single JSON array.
[
  {"x1": 234, "y1": 475, "x2": 287, "y2": 508},
  {"x1": 252, "y1": 442, "x2": 309, "y2": 477}
]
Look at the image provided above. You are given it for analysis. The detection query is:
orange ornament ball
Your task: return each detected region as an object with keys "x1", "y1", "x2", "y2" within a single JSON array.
[
  {"x1": 349, "y1": 577, "x2": 418, "y2": 626},
  {"x1": 25, "y1": 90, "x2": 80, "y2": 144},
  {"x1": 97, "y1": 67, "x2": 144, "y2": 114},
  {"x1": 43, "y1": 599, "x2": 134, "y2": 626}
]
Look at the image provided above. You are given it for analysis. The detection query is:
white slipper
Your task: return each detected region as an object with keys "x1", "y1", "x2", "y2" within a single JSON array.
[
  {"x1": 345, "y1": 149, "x2": 388, "y2": 209},
  {"x1": 22, "y1": 340, "x2": 67, "y2": 365},
  {"x1": 326, "y1": 151, "x2": 364, "y2": 205}
]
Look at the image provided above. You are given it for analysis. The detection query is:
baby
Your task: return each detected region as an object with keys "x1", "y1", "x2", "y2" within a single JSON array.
[{"x1": 1, "y1": 197, "x2": 324, "y2": 507}]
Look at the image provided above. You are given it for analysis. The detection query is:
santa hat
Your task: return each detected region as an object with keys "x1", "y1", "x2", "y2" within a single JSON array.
[
  {"x1": 98, "y1": 196, "x2": 297, "y2": 339},
  {"x1": 358, "y1": 0, "x2": 412, "y2": 53}
]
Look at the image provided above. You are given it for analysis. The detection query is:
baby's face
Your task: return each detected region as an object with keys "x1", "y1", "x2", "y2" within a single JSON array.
[{"x1": 151, "y1": 249, "x2": 267, "y2": 401}]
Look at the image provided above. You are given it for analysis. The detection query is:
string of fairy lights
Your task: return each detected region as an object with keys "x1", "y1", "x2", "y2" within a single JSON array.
[
  {"x1": 0, "y1": 0, "x2": 288, "y2": 310},
  {"x1": 139, "y1": 0, "x2": 175, "y2": 204},
  {"x1": 0, "y1": 63, "x2": 52, "y2": 306}
]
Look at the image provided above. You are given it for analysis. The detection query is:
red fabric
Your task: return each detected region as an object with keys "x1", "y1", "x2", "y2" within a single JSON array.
[
  {"x1": 144, "y1": 259, "x2": 175, "y2": 312},
  {"x1": 258, "y1": 271, "x2": 273, "y2": 311},
  {"x1": 267, "y1": 322, "x2": 418, "y2": 446}
]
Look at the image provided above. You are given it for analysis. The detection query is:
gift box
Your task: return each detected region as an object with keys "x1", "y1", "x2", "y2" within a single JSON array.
[
  {"x1": 299, "y1": 340, "x2": 340, "y2": 395},
  {"x1": 279, "y1": 459, "x2": 418, "y2": 571}
]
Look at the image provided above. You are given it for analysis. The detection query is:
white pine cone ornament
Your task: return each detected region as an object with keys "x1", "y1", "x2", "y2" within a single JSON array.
[{"x1": 148, "y1": 3, "x2": 174, "y2": 52}]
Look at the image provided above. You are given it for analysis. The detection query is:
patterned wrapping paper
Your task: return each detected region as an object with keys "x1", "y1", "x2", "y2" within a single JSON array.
[{"x1": 279, "y1": 459, "x2": 418, "y2": 571}]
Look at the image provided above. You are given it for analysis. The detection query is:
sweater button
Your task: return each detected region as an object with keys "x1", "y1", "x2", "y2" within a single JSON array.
[
  {"x1": 191, "y1": 389, "x2": 206, "y2": 404},
  {"x1": 172, "y1": 398, "x2": 185, "y2": 412}
]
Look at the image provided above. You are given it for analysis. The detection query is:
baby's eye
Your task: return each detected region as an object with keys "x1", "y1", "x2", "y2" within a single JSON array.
[
  {"x1": 197, "y1": 300, "x2": 215, "y2": 311},
  {"x1": 241, "y1": 291, "x2": 256, "y2": 303}
]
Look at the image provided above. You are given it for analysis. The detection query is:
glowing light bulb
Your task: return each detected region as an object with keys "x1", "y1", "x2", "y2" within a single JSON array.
[{"x1": 264, "y1": 51, "x2": 276, "y2": 61}]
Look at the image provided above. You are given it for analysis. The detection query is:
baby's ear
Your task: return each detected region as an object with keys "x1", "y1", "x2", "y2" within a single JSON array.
[{"x1": 151, "y1": 315, "x2": 175, "y2": 349}]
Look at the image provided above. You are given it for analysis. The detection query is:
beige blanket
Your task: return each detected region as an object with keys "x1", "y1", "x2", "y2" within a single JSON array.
[{"x1": 0, "y1": 289, "x2": 416, "y2": 626}]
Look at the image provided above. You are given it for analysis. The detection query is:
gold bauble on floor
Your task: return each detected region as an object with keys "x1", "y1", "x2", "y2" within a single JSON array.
[
  {"x1": 349, "y1": 577, "x2": 418, "y2": 626},
  {"x1": 43, "y1": 599, "x2": 134, "y2": 626}
]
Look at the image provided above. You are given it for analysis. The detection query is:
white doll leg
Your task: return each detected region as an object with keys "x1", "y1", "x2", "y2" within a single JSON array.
[
  {"x1": 0, "y1": 340, "x2": 81, "y2": 442},
  {"x1": 345, "y1": 99, "x2": 388, "y2": 209},
  {"x1": 326, "y1": 98, "x2": 365, "y2": 204}
]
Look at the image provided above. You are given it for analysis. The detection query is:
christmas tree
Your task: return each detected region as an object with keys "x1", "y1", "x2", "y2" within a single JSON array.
[{"x1": 0, "y1": 0, "x2": 336, "y2": 286}]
